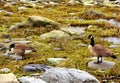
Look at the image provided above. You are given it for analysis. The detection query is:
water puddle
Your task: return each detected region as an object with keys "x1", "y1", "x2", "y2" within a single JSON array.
[{"x1": 104, "y1": 37, "x2": 120, "y2": 44}]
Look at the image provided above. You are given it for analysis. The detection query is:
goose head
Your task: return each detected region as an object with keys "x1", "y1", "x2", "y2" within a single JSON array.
[
  {"x1": 9, "y1": 43, "x2": 15, "y2": 53},
  {"x1": 88, "y1": 35, "x2": 94, "y2": 40}
]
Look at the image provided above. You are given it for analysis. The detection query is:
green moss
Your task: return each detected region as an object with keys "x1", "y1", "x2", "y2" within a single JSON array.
[{"x1": 0, "y1": 3, "x2": 120, "y2": 82}]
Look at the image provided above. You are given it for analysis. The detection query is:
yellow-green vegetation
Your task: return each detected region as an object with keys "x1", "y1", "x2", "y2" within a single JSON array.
[{"x1": 0, "y1": 2, "x2": 120, "y2": 82}]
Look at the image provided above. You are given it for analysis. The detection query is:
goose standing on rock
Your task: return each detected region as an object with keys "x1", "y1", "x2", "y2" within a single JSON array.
[
  {"x1": 88, "y1": 35, "x2": 117, "y2": 64},
  {"x1": 9, "y1": 43, "x2": 37, "y2": 59}
]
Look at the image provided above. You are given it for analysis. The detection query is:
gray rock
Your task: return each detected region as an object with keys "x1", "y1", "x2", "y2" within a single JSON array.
[
  {"x1": 78, "y1": 44, "x2": 87, "y2": 47},
  {"x1": 0, "y1": 44, "x2": 7, "y2": 50},
  {"x1": 13, "y1": 40, "x2": 32, "y2": 44},
  {"x1": 26, "y1": 36, "x2": 33, "y2": 40},
  {"x1": 3, "y1": 34, "x2": 10, "y2": 38},
  {"x1": 88, "y1": 25, "x2": 93, "y2": 29},
  {"x1": 8, "y1": 16, "x2": 61, "y2": 31},
  {"x1": 18, "y1": 6, "x2": 28, "y2": 10},
  {"x1": 104, "y1": 37, "x2": 120, "y2": 44},
  {"x1": 53, "y1": 47, "x2": 62, "y2": 51},
  {"x1": 18, "y1": 76, "x2": 47, "y2": 83},
  {"x1": 82, "y1": 10, "x2": 106, "y2": 19},
  {"x1": 41, "y1": 67, "x2": 100, "y2": 83},
  {"x1": 4, "y1": 2, "x2": 17, "y2": 7},
  {"x1": 23, "y1": 64, "x2": 51, "y2": 72},
  {"x1": 0, "y1": 9, "x2": 13, "y2": 15},
  {"x1": 68, "y1": 0, "x2": 76, "y2": 4},
  {"x1": 0, "y1": 68, "x2": 11, "y2": 73},
  {"x1": 109, "y1": 44, "x2": 119, "y2": 48},
  {"x1": 61, "y1": 26, "x2": 85, "y2": 35},
  {"x1": 96, "y1": 19, "x2": 120, "y2": 27},
  {"x1": 0, "y1": 73, "x2": 19, "y2": 83},
  {"x1": 81, "y1": 0, "x2": 94, "y2": 5},
  {"x1": 10, "y1": 54, "x2": 23, "y2": 60},
  {"x1": 47, "y1": 58, "x2": 66, "y2": 64},
  {"x1": 40, "y1": 30, "x2": 70, "y2": 39},
  {"x1": 68, "y1": 0, "x2": 83, "y2": 5},
  {"x1": 3, "y1": 50, "x2": 11, "y2": 56},
  {"x1": 88, "y1": 60, "x2": 115, "y2": 70},
  {"x1": 8, "y1": 23, "x2": 20, "y2": 31},
  {"x1": 4, "y1": 39, "x2": 11, "y2": 43}
]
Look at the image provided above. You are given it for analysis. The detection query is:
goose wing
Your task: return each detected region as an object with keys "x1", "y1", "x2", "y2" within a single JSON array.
[
  {"x1": 15, "y1": 44, "x2": 34, "y2": 50},
  {"x1": 93, "y1": 44, "x2": 113, "y2": 57}
]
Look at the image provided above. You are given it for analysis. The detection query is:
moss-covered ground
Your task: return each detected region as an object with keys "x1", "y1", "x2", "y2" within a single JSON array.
[{"x1": 0, "y1": 2, "x2": 120, "y2": 82}]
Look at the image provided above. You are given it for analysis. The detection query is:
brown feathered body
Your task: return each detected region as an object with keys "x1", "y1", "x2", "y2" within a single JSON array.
[
  {"x1": 13, "y1": 44, "x2": 36, "y2": 56},
  {"x1": 88, "y1": 44, "x2": 114, "y2": 57}
]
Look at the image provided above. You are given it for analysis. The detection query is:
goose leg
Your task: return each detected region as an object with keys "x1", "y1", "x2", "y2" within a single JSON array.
[
  {"x1": 99, "y1": 56, "x2": 102, "y2": 63},
  {"x1": 94, "y1": 57, "x2": 100, "y2": 64}
]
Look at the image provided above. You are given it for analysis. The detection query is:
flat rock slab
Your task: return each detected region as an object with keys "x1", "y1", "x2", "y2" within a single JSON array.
[
  {"x1": 88, "y1": 60, "x2": 115, "y2": 70},
  {"x1": 40, "y1": 67, "x2": 100, "y2": 83},
  {"x1": 10, "y1": 54, "x2": 23, "y2": 60},
  {"x1": 13, "y1": 40, "x2": 32, "y2": 44},
  {"x1": 47, "y1": 58, "x2": 66, "y2": 64},
  {"x1": 23, "y1": 64, "x2": 52, "y2": 72},
  {"x1": 0, "y1": 43, "x2": 7, "y2": 50},
  {"x1": 0, "y1": 73, "x2": 19, "y2": 83},
  {"x1": 0, "y1": 68, "x2": 11, "y2": 73},
  {"x1": 18, "y1": 76, "x2": 47, "y2": 83}
]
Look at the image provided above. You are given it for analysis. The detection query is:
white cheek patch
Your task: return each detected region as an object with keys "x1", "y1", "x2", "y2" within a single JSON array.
[
  {"x1": 25, "y1": 50, "x2": 32, "y2": 54},
  {"x1": 90, "y1": 36, "x2": 93, "y2": 39},
  {"x1": 10, "y1": 48, "x2": 14, "y2": 53}
]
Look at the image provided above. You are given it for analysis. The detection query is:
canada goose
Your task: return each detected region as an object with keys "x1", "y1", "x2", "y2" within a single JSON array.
[
  {"x1": 9, "y1": 43, "x2": 36, "y2": 59},
  {"x1": 88, "y1": 35, "x2": 117, "y2": 64}
]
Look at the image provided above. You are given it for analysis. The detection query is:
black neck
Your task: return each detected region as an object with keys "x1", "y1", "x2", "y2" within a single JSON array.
[{"x1": 90, "y1": 38, "x2": 94, "y2": 46}]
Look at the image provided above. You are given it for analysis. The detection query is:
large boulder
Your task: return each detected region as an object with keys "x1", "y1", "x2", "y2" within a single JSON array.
[
  {"x1": 40, "y1": 30, "x2": 70, "y2": 39},
  {"x1": 18, "y1": 76, "x2": 47, "y2": 83},
  {"x1": 40, "y1": 27, "x2": 85, "y2": 39},
  {"x1": 0, "y1": 73, "x2": 19, "y2": 83},
  {"x1": 8, "y1": 16, "x2": 61, "y2": 31},
  {"x1": 40, "y1": 67, "x2": 100, "y2": 83}
]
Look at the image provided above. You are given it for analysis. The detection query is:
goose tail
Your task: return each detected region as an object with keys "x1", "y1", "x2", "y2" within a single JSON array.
[{"x1": 111, "y1": 55, "x2": 117, "y2": 59}]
